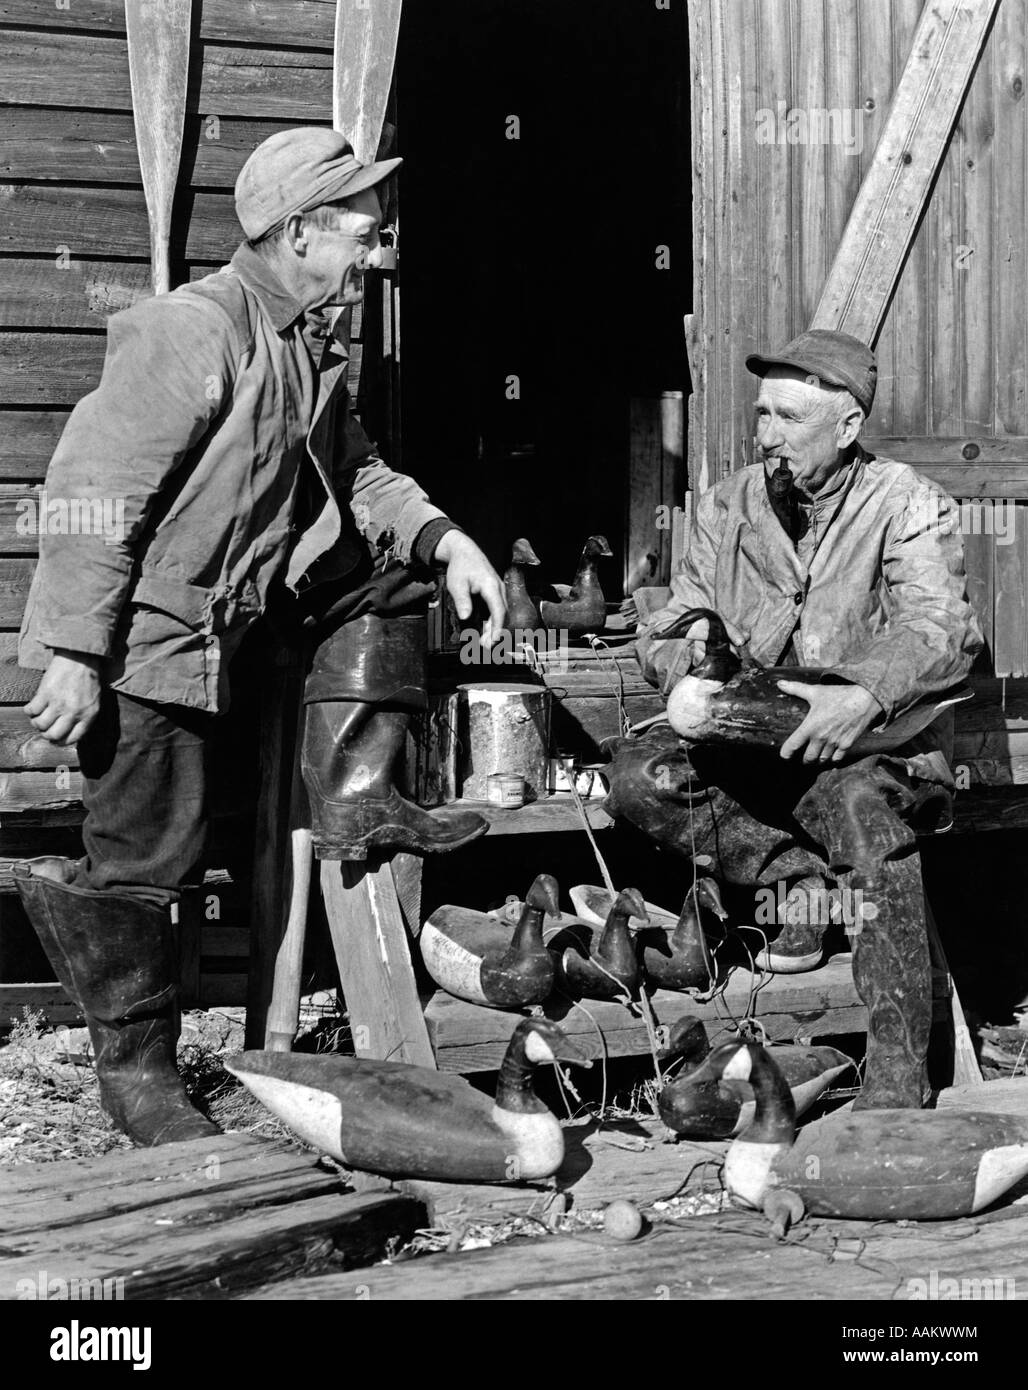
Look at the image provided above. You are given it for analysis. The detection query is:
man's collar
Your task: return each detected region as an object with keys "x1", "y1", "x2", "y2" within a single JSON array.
[{"x1": 230, "y1": 243, "x2": 307, "y2": 332}]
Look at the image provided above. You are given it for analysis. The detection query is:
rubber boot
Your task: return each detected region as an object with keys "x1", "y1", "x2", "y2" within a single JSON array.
[
  {"x1": 14, "y1": 859, "x2": 219, "y2": 1145},
  {"x1": 303, "y1": 611, "x2": 487, "y2": 859},
  {"x1": 848, "y1": 854, "x2": 932, "y2": 1110}
]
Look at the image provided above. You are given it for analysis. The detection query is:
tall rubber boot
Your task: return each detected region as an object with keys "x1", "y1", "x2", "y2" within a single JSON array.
[
  {"x1": 848, "y1": 854, "x2": 932, "y2": 1110},
  {"x1": 303, "y1": 611, "x2": 487, "y2": 859},
  {"x1": 14, "y1": 859, "x2": 219, "y2": 1145}
]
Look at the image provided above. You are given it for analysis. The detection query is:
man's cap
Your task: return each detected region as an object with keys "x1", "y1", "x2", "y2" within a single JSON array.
[
  {"x1": 746, "y1": 329, "x2": 877, "y2": 415},
  {"x1": 235, "y1": 127, "x2": 402, "y2": 242}
]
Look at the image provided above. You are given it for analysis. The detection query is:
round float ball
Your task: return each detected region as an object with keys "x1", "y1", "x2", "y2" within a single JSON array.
[{"x1": 603, "y1": 1199, "x2": 644, "y2": 1241}]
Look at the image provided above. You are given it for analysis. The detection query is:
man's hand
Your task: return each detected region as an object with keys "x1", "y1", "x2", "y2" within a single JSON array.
[
  {"x1": 777, "y1": 680, "x2": 882, "y2": 763},
  {"x1": 25, "y1": 651, "x2": 103, "y2": 746},
  {"x1": 434, "y1": 530, "x2": 507, "y2": 648}
]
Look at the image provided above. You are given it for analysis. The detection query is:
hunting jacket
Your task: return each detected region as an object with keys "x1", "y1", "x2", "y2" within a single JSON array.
[
  {"x1": 636, "y1": 450, "x2": 983, "y2": 781},
  {"x1": 19, "y1": 246, "x2": 453, "y2": 713}
]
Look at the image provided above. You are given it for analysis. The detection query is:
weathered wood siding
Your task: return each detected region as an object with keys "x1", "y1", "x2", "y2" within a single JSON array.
[
  {"x1": 689, "y1": 0, "x2": 1028, "y2": 674},
  {"x1": 0, "y1": 0, "x2": 337, "y2": 817}
]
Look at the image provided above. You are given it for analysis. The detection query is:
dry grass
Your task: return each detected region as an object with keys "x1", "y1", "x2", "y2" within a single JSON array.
[{"x1": 0, "y1": 995, "x2": 349, "y2": 1166}]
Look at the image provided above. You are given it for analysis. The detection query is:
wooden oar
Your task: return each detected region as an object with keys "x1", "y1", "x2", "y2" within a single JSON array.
[
  {"x1": 125, "y1": 0, "x2": 193, "y2": 295},
  {"x1": 333, "y1": 0, "x2": 404, "y2": 159}
]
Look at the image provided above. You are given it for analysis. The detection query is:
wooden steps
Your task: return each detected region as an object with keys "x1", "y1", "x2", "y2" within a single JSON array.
[
  {"x1": 0, "y1": 1133, "x2": 424, "y2": 1300},
  {"x1": 424, "y1": 953, "x2": 875, "y2": 1074}
]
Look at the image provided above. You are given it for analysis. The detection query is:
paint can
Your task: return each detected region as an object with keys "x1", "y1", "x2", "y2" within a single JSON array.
[
  {"x1": 457, "y1": 682, "x2": 551, "y2": 801},
  {"x1": 487, "y1": 772, "x2": 527, "y2": 808}
]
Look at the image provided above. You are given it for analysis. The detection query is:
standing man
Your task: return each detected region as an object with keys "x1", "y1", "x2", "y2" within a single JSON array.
[
  {"x1": 606, "y1": 331, "x2": 981, "y2": 1109},
  {"x1": 14, "y1": 129, "x2": 505, "y2": 1145}
]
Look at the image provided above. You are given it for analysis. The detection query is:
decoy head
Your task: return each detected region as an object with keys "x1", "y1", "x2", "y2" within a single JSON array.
[
  {"x1": 512, "y1": 1017, "x2": 593, "y2": 1068},
  {"x1": 524, "y1": 873, "x2": 561, "y2": 918},
  {"x1": 609, "y1": 886, "x2": 649, "y2": 932},
  {"x1": 658, "y1": 1015, "x2": 710, "y2": 1067},
  {"x1": 650, "y1": 607, "x2": 741, "y2": 683},
  {"x1": 695, "y1": 876, "x2": 729, "y2": 921},
  {"x1": 688, "y1": 1039, "x2": 797, "y2": 1141},
  {"x1": 510, "y1": 537, "x2": 541, "y2": 566},
  {"x1": 583, "y1": 534, "x2": 613, "y2": 559}
]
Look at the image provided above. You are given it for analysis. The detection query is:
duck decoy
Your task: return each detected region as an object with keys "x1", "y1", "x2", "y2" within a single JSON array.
[
  {"x1": 696, "y1": 1039, "x2": 1028, "y2": 1221},
  {"x1": 539, "y1": 534, "x2": 613, "y2": 638},
  {"x1": 548, "y1": 887, "x2": 646, "y2": 1000},
  {"x1": 571, "y1": 880, "x2": 726, "y2": 992},
  {"x1": 225, "y1": 1017, "x2": 591, "y2": 1184},
  {"x1": 502, "y1": 538, "x2": 543, "y2": 632},
  {"x1": 420, "y1": 873, "x2": 559, "y2": 1010},
  {"x1": 657, "y1": 1019, "x2": 852, "y2": 1139},
  {"x1": 654, "y1": 608, "x2": 972, "y2": 754}
]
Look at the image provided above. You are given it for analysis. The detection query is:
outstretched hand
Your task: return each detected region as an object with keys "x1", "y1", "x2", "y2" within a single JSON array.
[
  {"x1": 776, "y1": 680, "x2": 882, "y2": 763},
  {"x1": 434, "y1": 530, "x2": 507, "y2": 648}
]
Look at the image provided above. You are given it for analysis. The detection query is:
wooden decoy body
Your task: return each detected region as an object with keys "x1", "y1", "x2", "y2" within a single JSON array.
[
  {"x1": 700, "y1": 1040, "x2": 1028, "y2": 1221},
  {"x1": 654, "y1": 608, "x2": 971, "y2": 754},
  {"x1": 502, "y1": 537, "x2": 542, "y2": 632},
  {"x1": 549, "y1": 887, "x2": 647, "y2": 1000},
  {"x1": 658, "y1": 1019, "x2": 852, "y2": 1139},
  {"x1": 420, "y1": 873, "x2": 559, "y2": 1010},
  {"x1": 539, "y1": 534, "x2": 612, "y2": 638},
  {"x1": 226, "y1": 1018, "x2": 590, "y2": 1184}
]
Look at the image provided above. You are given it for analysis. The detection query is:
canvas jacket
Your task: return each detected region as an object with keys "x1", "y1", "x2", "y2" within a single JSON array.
[
  {"x1": 636, "y1": 450, "x2": 983, "y2": 779},
  {"x1": 19, "y1": 246, "x2": 453, "y2": 713}
]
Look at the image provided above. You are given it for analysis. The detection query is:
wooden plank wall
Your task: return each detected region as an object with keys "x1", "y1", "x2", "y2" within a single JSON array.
[
  {"x1": 0, "y1": 0, "x2": 339, "y2": 1004},
  {"x1": 688, "y1": 0, "x2": 1028, "y2": 675}
]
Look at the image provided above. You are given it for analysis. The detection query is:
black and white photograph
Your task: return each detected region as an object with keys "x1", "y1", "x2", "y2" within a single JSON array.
[{"x1": 0, "y1": 0, "x2": 1024, "y2": 1338}]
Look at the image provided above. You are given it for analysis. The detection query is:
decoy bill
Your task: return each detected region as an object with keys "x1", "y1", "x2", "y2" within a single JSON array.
[
  {"x1": 226, "y1": 1017, "x2": 591, "y2": 1184},
  {"x1": 420, "y1": 873, "x2": 560, "y2": 1009}
]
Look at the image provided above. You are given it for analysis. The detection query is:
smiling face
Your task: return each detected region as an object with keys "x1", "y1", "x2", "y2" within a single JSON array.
[
  {"x1": 275, "y1": 186, "x2": 384, "y2": 311},
  {"x1": 754, "y1": 367, "x2": 864, "y2": 496}
]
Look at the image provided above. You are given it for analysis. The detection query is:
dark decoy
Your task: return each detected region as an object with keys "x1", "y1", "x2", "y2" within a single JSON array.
[
  {"x1": 549, "y1": 886, "x2": 646, "y2": 1000},
  {"x1": 502, "y1": 537, "x2": 543, "y2": 632},
  {"x1": 540, "y1": 534, "x2": 613, "y2": 638}
]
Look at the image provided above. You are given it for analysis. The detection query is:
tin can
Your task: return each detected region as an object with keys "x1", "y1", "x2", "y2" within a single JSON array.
[{"x1": 487, "y1": 772, "x2": 527, "y2": 808}]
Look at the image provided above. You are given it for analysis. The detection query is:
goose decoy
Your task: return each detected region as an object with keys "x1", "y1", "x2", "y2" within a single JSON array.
[
  {"x1": 548, "y1": 887, "x2": 646, "y2": 1000},
  {"x1": 654, "y1": 608, "x2": 972, "y2": 754},
  {"x1": 420, "y1": 873, "x2": 559, "y2": 1010},
  {"x1": 502, "y1": 538, "x2": 543, "y2": 632},
  {"x1": 657, "y1": 1019, "x2": 852, "y2": 1139},
  {"x1": 698, "y1": 1040, "x2": 1028, "y2": 1221},
  {"x1": 539, "y1": 534, "x2": 613, "y2": 638},
  {"x1": 571, "y1": 881, "x2": 725, "y2": 992},
  {"x1": 225, "y1": 1017, "x2": 591, "y2": 1184}
]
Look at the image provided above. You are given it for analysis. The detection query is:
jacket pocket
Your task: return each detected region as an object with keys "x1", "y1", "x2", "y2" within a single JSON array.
[{"x1": 127, "y1": 571, "x2": 224, "y2": 711}]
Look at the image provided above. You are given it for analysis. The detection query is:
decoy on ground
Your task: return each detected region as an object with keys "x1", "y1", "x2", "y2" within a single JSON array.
[
  {"x1": 226, "y1": 1017, "x2": 591, "y2": 1184},
  {"x1": 657, "y1": 1018, "x2": 852, "y2": 1139},
  {"x1": 420, "y1": 873, "x2": 559, "y2": 1009},
  {"x1": 539, "y1": 534, "x2": 613, "y2": 638},
  {"x1": 697, "y1": 1039, "x2": 1028, "y2": 1221},
  {"x1": 548, "y1": 886, "x2": 646, "y2": 1000}
]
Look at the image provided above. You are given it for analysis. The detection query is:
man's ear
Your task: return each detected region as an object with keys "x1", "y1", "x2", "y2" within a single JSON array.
[
  {"x1": 837, "y1": 406, "x2": 864, "y2": 449},
  {"x1": 283, "y1": 212, "x2": 308, "y2": 254}
]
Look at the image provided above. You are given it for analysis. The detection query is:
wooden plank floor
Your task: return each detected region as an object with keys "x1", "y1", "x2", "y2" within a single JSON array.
[
  {"x1": 0, "y1": 1134, "x2": 424, "y2": 1300},
  {"x1": 249, "y1": 1080, "x2": 1028, "y2": 1301}
]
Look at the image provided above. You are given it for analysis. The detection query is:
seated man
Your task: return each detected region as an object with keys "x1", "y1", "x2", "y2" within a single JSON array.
[{"x1": 606, "y1": 330, "x2": 982, "y2": 1109}]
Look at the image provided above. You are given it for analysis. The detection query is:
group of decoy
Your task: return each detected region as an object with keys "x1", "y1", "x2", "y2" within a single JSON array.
[
  {"x1": 228, "y1": 1024, "x2": 1028, "y2": 1218},
  {"x1": 502, "y1": 534, "x2": 612, "y2": 639},
  {"x1": 419, "y1": 873, "x2": 729, "y2": 1010}
]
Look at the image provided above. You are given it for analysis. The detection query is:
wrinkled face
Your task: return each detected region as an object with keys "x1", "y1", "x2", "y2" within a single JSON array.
[
  {"x1": 754, "y1": 368, "x2": 861, "y2": 496},
  {"x1": 299, "y1": 187, "x2": 384, "y2": 308}
]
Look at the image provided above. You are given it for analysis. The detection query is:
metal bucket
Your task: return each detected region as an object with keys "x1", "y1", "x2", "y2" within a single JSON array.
[{"x1": 457, "y1": 682, "x2": 551, "y2": 802}]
